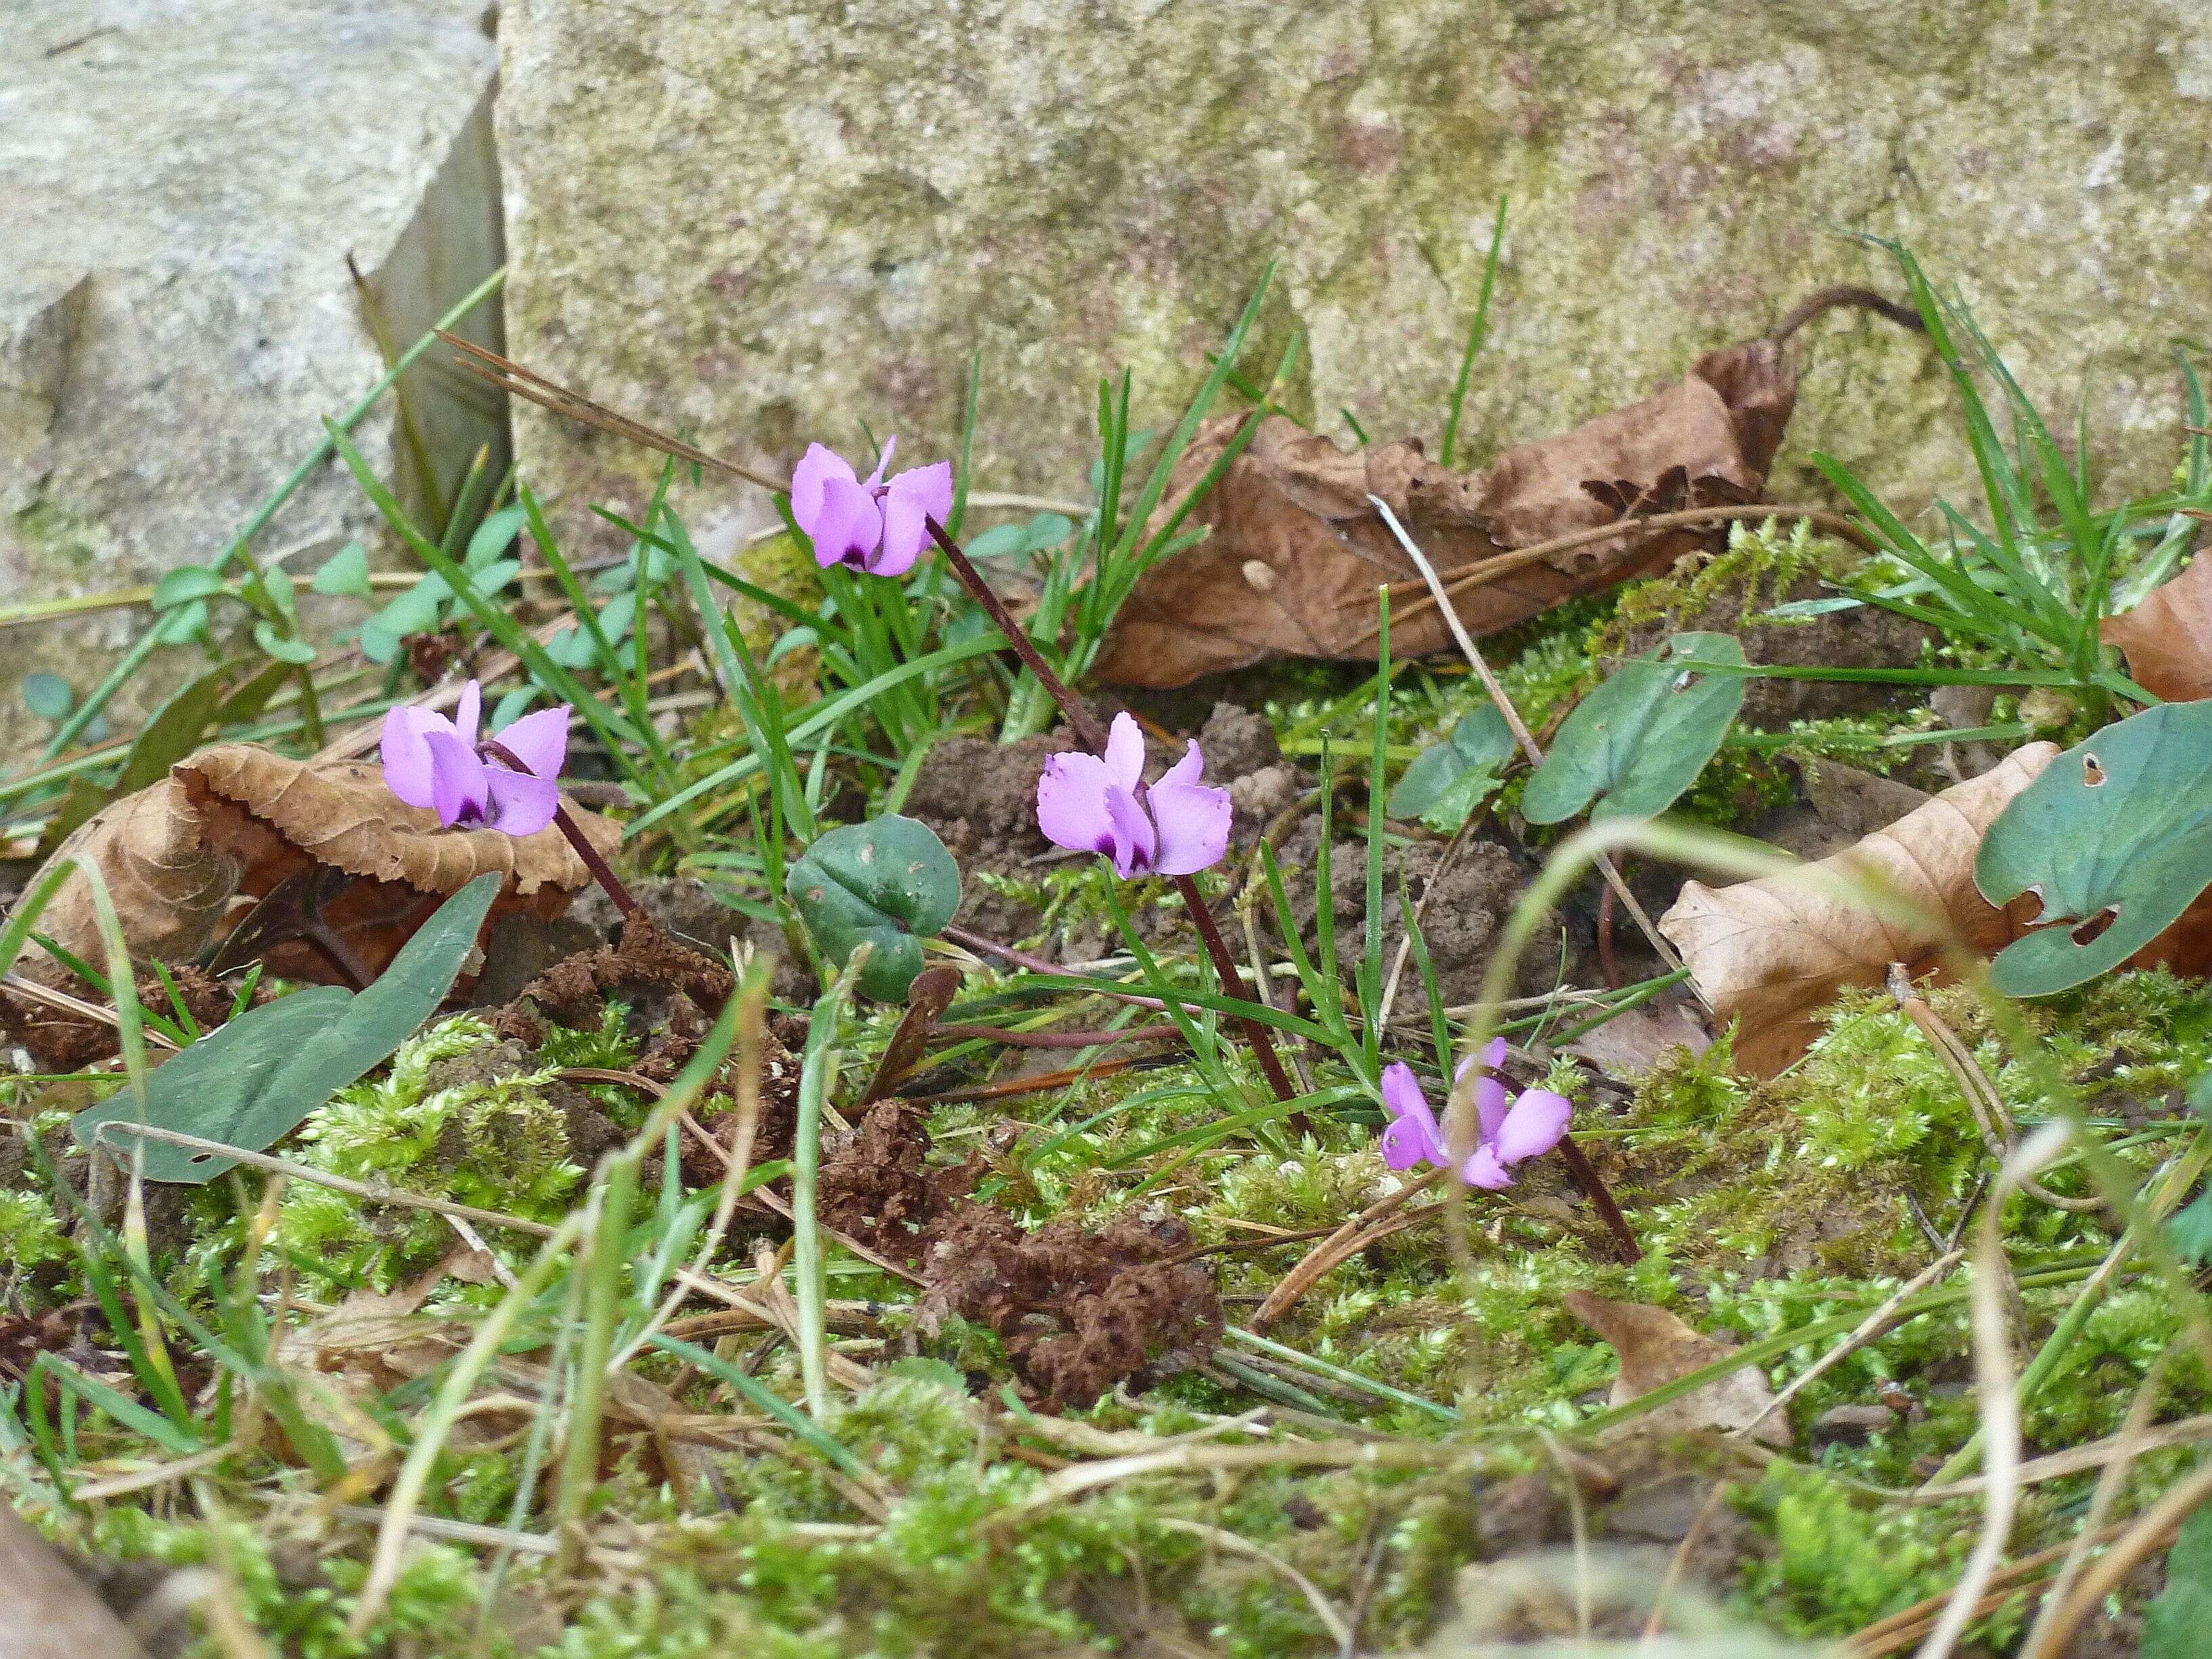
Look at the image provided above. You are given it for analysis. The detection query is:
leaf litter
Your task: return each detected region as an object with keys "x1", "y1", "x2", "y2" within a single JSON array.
[{"x1": 7, "y1": 262, "x2": 2212, "y2": 1657}]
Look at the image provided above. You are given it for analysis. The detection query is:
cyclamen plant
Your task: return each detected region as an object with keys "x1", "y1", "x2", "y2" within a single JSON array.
[
  {"x1": 789, "y1": 438, "x2": 1300, "y2": 1107},
  {"x1": 381, "y1": 680, "x2": 640, "y2": 922}
]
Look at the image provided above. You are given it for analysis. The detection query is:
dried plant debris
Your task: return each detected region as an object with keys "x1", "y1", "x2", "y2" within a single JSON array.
[
  {"x1": 1563, "y1": 1290, "x2": 1788, "y2": 1447},
  {"x1": 1097, "y1": 292, "x2": 1917, "y2": 687},
  {"x1": 2103, "y1": 552, "x2": 2212, "y2": 702},
  {"x1": 491, "y1": 918, "x2": 735, "y2": 1082},
  {"x1": 14, "y1": 744, "x2": 618, "y2": 987},
  {"x1": 0, "y1": 962, "x2": 267, "y2": 1072}
]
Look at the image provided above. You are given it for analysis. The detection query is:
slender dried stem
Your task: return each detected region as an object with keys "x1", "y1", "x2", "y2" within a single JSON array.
[{"x1": 924, "y1": 516, "x2": 1300, "y2": 1108}]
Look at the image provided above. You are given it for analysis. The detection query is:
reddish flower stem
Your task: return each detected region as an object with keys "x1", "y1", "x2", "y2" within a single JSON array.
[
  {"x1": 924, "y1": 516, "x2": 1301, "y2": 1111},
  {"x1": 484, "y1": 739, "x2": 643, "y2": 924},
  {"x1": 1553, "y1": 1132, "x2": 1641, "y2": 1262}
]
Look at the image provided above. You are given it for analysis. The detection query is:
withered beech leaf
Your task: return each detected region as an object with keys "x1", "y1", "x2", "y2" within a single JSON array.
[
  {"x1": 1563, "y1": 1290, "x2": 1788, "y2": 1447},
  {"x1": 2103, "y1": 554, "x2": 2212, "y2": 702},
  {"x1": 1094, "y1": 335, "x2": 1798, "y2": 688},
  {"x1": 22, "y1": 777, "x2": 242, "y2": 973},
  {"x1": 16, "y1": 744, "x2": 619, "y2": 987},
  {"x1": 1659, "y1": 745, "x2": 2060, "y2": 1077}
]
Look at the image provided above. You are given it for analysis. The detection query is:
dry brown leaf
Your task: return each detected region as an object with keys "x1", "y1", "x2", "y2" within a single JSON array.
[
  {"x1": 1658, "y1": 745, "x2": 2059, "y2": 1077},
  {"x1": 14, "y1": 744, "x2": 619, "y2": 986},
  {"x1": 1565, "y1": 997, "x2": 1712, "y2": 1077},
  {"x1": 0, "y1": 1506, "x2": 149, "y2": 1659},
  {"x1": 1095, "y1": 335, "x2": 1798, "y2": 687},
  {"x1": 2103, "y1": 553, "x2": 2212, "y2": 701},
  {"x1": 1563, "y1": 1290, "x2": 1788, "y2": 1448}
]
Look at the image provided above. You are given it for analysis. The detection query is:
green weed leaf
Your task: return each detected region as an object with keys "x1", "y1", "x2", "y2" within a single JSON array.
[
  {"x1": 20, "y1": 673, "x2": 74, "y2": 722},
  {"x1": 151, "y1": 567, "x2": 228, "y2": 611},
  {"x1": 311, "y1": 541, "x2": 373, "y2": 598},
  {"x1": 72, "y1": 874, "x2": 501, "y2": 1183},
  {"x1": 1388, "y1": 705, "x2": 1514, "y2": 829},
  {"x1": 251, "y1": 619, "x2": 316, "y2": 664},
  {"x1": 1977, "y1": 702, "x2": 2212, "y2": 996},
  {"x1": 1521, "y1": 632, "x2": 1746, "y2": 823},
  {"x1": 2145, "y1": 1500, "x2": 2212, "y2": 1658},
  {"x1": 786, "y1": 815, "x2": 960, "y2": 1001}
]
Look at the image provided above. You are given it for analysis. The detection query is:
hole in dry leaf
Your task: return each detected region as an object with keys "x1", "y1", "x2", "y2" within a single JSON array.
[
  {"x1": 2070, "y1": 905, "x2": 2119, "y2": 948},
  {"x1": 2083, "y1": 752, "x2": 2106, "y2": 786}
]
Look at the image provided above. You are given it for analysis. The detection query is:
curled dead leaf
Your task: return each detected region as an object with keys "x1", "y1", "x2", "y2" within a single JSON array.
[
  {"x1": 12, "y1": 743, "x2": 619, "y2": 987},
  {"x1": 0, "y1": 1507, "x2": 149, "y2": 1659},
  {"x1": 1563, "y1": 1289, "x2": 1788, "y2": 1448},
  {"x1": 1658, "y1": 745, "x2": 2060, "y2": 1077},
  {"x1": 1097, "y1": 333, "x2": 1806, "y2": 688},
  {"x1": 2103, "y1": 554, "x2": 2212, "y2": 702}
]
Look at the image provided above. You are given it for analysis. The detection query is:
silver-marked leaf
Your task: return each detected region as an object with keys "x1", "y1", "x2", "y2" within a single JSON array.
[
  {"x1": 72, "y1": 874, "x2": 501, "y2": 1183},
  {"x1": 787, "y1": 816, "x2": 960, "y2": 1002},
  {"x1": 1522, "y1": 632, "x2": 1746, "y2": 824},
  {"x1": 1388, "y1": 705, "x2": 1515, "y2": 830},
  {"x1": 1977, "y1": 701, "x2": 2212, "y2": 996}
]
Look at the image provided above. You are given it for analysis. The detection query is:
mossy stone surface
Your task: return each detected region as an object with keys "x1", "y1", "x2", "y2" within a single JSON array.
[{"x1": 501, "y1": 0, "x2": 2212, "y2": 558}]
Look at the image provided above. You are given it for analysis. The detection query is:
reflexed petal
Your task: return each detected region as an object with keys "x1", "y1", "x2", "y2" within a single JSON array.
[
  {"x1": 483, "y1": 766, "x2": 560, "y2": 837},
  {"x1": 1493, "y1": 1088, "x2": 1573, "y2": 1166},
  {"x1": 1158, "y1": 739, "x2": 1206, "y2": 790},
  {"x1": 790, "y1": 443, "x2": 859, "y2": 533},
  {"x1": 875, "y1": 460, "x2": 953, "y2": 577},
  {"x1": 808, "y1": 475, "x2": 883, "y2": 569},
  {"x1": 1036, "y1": 752, "x2": 1118, "y2": 856},
  {"x1": 424, "y1": 728, "x2": 488, "y2": 827},
  {"x1": 380, "y1": 705, "x2": 452, "y2": 810},
  {"x1": 863, "y1": 434, "x2": 896, "y2": 490},
  {"x1": 1381, "y1": 1115, "x2": 1443, "y2": 1172},
  {"x1": 1102, "y1": 712, "x2": 1147, "y2": 791},
  {"x1": 1147, "y1": 778, "x2": 1231, "y2": 875},
  {"x1": 1473, "y1": 1075, "x2": 1509, "y2": 1144},
  {"x1": 1452, "y1": 1036, "x2": 1508, "y2": 1082},
  {"x1": 1104, "y1": 785, "x2": 1158, "y2": 876},
  {"x1": 1462, "y1": 1145, "x2": 1513, "y2": 1189},
  {"x1": 494, "y1": 703, "x2": 570, "y2": 780},
  {"x1": 452, "y1": 680, "x2": 481, "y2": 749}
]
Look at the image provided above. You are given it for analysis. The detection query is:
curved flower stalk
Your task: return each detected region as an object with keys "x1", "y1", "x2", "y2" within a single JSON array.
[
  {"x1": 1036, "y1": 712, "x2": 1231, "y2": 878},
  {"x1": 790, "y1": 438, "x2": 954, "y2": 577},
  {"x1": 381, "y1": 680, "x2": 638, "y2": 921},
  {"x1": 1378, "y1": 1040, "x2": 1572, "y2": 1189}
]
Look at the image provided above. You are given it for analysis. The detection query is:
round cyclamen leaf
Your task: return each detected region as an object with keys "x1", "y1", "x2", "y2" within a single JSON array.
[
  {"x1": 786, "y1": 815, "x2": 961, "y2": 1002},
  {"x1": 1389, "y1": 705, "x2": 1515, "y2": 827},
  {"x1": 20, "y1": 673, "x2": 75, "y2": 722},
  {"x1": 1521, "y1": 632, "x2": 1747, "y2": 824},
  {"x1": 1976, "y1": 701, "x2": 2212, "y2": 996}
]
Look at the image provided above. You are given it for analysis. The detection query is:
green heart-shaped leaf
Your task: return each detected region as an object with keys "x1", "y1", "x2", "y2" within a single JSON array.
[
  {"x1": 1521, "y1": 632, "x2": 1747, "y2": 824},
  {"x1": 787, "y1": 816, "x2": 961, "y2": 1002},
  {"x1": 20, "y1": 673, "x2": 74, "y2": 722},
  {"x1": 1389, "y1": 705, "x2": 1515, "y2": 829},
  {"x1": 73, "y1": 874, "x2": 502, "y2": 1183},
  {"x1": 1977, "y1": 701, "x2": 2212, "y2": 996}
]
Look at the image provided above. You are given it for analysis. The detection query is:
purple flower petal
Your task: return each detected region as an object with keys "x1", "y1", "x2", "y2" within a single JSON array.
[
  {"x1": 424, "y1": 727, "x2": 489, "y2": 827},
  {"x1": 1036, "y1": 751, "x2": 1118, "y2": 857},
  {"x1": 1493, "y1": 1088, "x2": 1573, "y2": 1166},
  {"x1": 874, "y1": 460, "x2": 952, "y2": 577},
  {"x1": 494, "y1": 703, "x2": 570, "y2": 781},
  {"x1": 452, "y1": 680, "x2": 481, "y2": 750},
  {"x1": 863, "y1": 435, "x2": 896, "y2": 489},
  {"x1": 1462, "y1": 1145, "x2": 1513, "y2": 1190},
  {"x1": 1473, "y1": 1074, "x2": 1510, "y2": 1145},
  {"x1": 816, "y1": 475, "x2": 884, "y2": 569},
  {"x1": 1103, "y1": 712, "x2": 1147, "y2": 792},
  {"x1": 1103, "y1": 785, "x2": 1158, "y2": 876},
  {"x1": 380, "y1": 705, "x2": 453, "y2": 811},
  {"x1": 1378, "y1": 1063, "x2": 1447, "y2": 1170},
  {"x1": 483, "y1": 766, "x2": 560, "y2": 837},
  {"x1": 1147, "y1": 777, "x2": 1231, "y2": 875},
  {"x1": 790, "y1": 443, "x2": 857, "y2": 531}
]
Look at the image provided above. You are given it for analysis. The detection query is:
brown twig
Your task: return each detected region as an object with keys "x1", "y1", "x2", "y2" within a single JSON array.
[
  {"x1": 1251, "y1": 1169, "x2": 1447, "y2": 1330},
  {"x1": 923, "y1": 516, "x2": 1303, "y2": 1115}
]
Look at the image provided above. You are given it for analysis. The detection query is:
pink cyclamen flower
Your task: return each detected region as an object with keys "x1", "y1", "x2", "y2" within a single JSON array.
[
  {"x1": 1036, "y1": 712, "x2": 1231, "y2": 878},
  {"x1": 789, "y1": 437, "x2": 953, "y2": 577},
  {"x1": 380, "y1": 680, "x2": 571, "y2": 837},
  {"x1": 1378, "y1": 1039, "x2": 1572, "y2": 1189}
]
